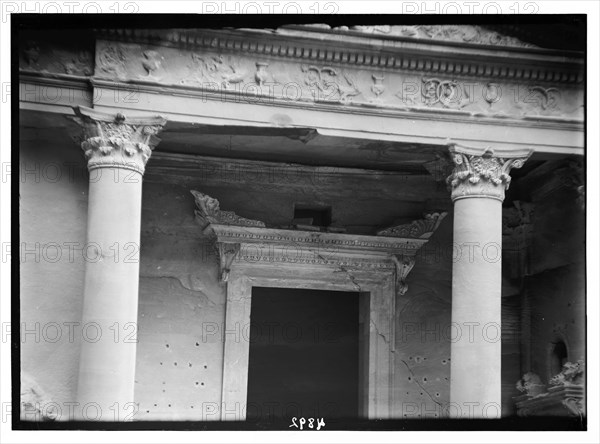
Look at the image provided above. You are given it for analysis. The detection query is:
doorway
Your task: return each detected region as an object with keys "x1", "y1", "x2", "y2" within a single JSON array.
[{"x1": 246, "y1": 287, "x2": 360, "y2": 426}]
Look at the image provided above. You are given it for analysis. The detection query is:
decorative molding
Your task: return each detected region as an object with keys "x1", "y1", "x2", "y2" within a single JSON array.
[
  {"x1": 446, "y1": 143, "x2": 532, "y2": 201},
  {"x1": 377, "y1": 212, "x2": 447, "y2": 239},
  {"x1": 207, "y1": 224, "x2": 427, "y2": 256},
  {"x1": 192, "y1": 191, "x2": 438, "y2": 300},
  {"x1": 95, "y1": 28, "x2": 584, "y2": 86},
  {"x1": 33, "y1": 31, "x2": 579, "y2": 123},
  {"x1": 191, "y1": 190, "x2": 266, "y2": 228},
  {"x1": 392, "y1": 255, "x2": 416, "y2": 296},
  {"x1": 68, "y1": 106, "x2": 167, "y2": 174}
]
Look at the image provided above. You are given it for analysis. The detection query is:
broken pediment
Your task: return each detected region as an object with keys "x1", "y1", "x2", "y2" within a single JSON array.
[{"x1": 377, "y1": 212, "x2": 447, "y2": 239}]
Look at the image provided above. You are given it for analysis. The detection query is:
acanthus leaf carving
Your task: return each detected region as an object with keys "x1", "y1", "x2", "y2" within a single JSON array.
[
  {"x1": 68, "y1": 106, "x2": 167, "y2": 175},
  {"x1": 217, "y1": 242, "x2": 241, "y2": 283},
  {"x1": 392, "y1": 255, "x2": 416, "y2": 297},
  {"x1": 446, "y1": 144, "x2": 532, "y2": 201},
  {"x1": 377, "y1": 212, "x2": 447, "y2": 239}
]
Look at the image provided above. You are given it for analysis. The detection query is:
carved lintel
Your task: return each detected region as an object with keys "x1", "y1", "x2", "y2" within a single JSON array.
[
  {"x1": 446, "y1": 143, "x2": 533, "y2": 202},
  {"x1": 377, "y1": 212, "x2": 447, "y2": 239},
  {"x1": 68, "y1": 106, "x2": 167, "y2": 175},
  {"x1": 190, "y1": 190, "x2": 266, "y2": 228},
  {"x1": 392, "y1": 255, "x2": 416, "y2": 297},
  {"x1": 217, "y1": 242, "x2": 241, "y2": 283}
]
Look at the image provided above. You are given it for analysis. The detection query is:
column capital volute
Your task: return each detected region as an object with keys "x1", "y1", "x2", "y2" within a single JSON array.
[
  {"x1": 446, "y1": 142, "x2": 533, "y2": 202},
  {"x1": 69, "y1": 106, "x2": 167, "y2": 175}
]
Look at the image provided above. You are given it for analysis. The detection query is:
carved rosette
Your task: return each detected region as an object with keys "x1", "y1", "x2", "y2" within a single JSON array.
[
  {"x1": 69, "y1": 106, "x2": 167, "y2": 175},
  {"x1": 446, "y1": 144, "x2": 532, "y2": 202}
]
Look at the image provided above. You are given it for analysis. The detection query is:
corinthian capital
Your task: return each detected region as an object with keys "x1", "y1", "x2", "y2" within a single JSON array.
[
  {"x1": 69, "y1": 106, "x2": 167, "y2": 175},
  {"x1": 446, "y1": 144, "x2": 532, "y2": 202}
]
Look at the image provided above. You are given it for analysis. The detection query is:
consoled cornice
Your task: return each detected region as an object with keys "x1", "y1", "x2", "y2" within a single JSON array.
[{"x1": 95, "y1": 27, "x2": 584, "y2": 84}]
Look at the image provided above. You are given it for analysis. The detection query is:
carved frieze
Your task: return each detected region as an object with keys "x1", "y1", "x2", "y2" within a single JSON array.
[
  {"x1": 348, "y1": 25, "x2": 538, "y2": 48},
  {"x1": 301, "y1": 65, "x2": 361, "y2": 103},
  {"x1": 377, "y1": 212, "x2": 447, "y2": 239},
  {"x1": 446, "y1": 144, "x2": 532, "y2": 201},
  {"x1": 68, "y1": 106, "x2": 167, "y2": 174},
  {"x1": 140, "y1": 50, "x2": 164, "y2": 80},
  {"x1": 20, "y1": 39, "x2": 93, "y2": 76},
  {"x1": 371, "y1": 74, "x2": 385, "y2": 100},
  {"x1": 181, "y1": 53, "x2": 248, "y2": 88},
  {"x1": 68, "y1": 32, "x2": 583, "y2": 121},
  {"x1": 97, "y1": 43, "x2": 128, "y2": 78},
  {"x1": 421, "y1": 78, "x2": 470, "y2": 109}
]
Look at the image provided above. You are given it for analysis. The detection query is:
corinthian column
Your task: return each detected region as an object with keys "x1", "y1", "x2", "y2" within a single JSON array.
[
  {"x1": 70, "y1": 106, "x2": 166, "y2": 421},
  {"x1": 446, "y1": 144, "x2": 531, "y2": 419}
]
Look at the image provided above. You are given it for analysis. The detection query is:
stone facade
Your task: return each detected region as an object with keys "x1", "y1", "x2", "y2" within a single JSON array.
[{"x1": 17, "y1": 22, "x2": 585, "y2": 425}]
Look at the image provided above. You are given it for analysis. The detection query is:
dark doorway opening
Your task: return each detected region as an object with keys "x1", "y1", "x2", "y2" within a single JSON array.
[{"x1": 246, "y1": 287, "x2": 359, "y2": 427}]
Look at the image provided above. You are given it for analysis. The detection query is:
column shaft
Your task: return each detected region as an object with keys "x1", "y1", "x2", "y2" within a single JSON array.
[
  {"x1": 450, "y1": 197, "x2": 502, "y2": 418},
  {"x1": 76, "y1": 169, "x2": 142, "y2": 420},
  {"x1": 446, "y1": 144, "x2": 531, "y2": 419},
  {"x1": 70, "y1": 106, "x2": 166, "y2": 421}
]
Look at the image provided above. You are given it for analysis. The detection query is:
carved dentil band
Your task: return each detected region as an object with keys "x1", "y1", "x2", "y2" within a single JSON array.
[
  {"x1": 70, "y1": 106, "x2": 167, "y2": 175},
  {"x1": 446, "y1": 144, "x2": 532, "y2": 202}
]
